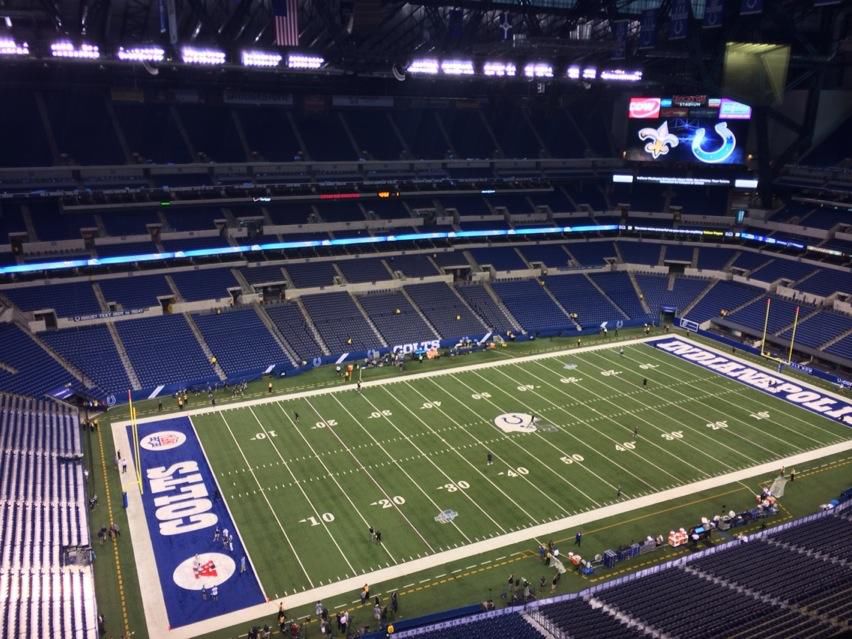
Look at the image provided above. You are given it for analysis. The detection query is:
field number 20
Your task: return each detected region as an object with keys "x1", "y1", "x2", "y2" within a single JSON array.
[{"x1": 374, "y1": 496, "x2": 406, "y2": 509}]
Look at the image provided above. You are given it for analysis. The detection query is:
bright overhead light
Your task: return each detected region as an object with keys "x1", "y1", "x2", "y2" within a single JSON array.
[
  {"x1": 181, "y1": 46, "x2": 226, "y2": 65},
  {"x1": 241, "y1": 50, "x2": 282, "y2": 67},
  {"x1": 441, "y1": 59, "x2": 474, "y2": 75},
  {"x1": 483, "y1": 61, "x2": 516, "y2": 77},
  {"x1": 523, "y1": 62, "x2": 553, "y2": 78},
  {"x1": 582, "y1": 67, "x2": 597, "y2": 79},
  {"x1": 287, "y1": 53, "x2": 323, "y2": 69},
  {"x1": 51, "y1": 41, "x2": 100, "y2": 59},
  {"x1": 600, "y1": 68, "x2": 642, "y2": 82},
  {"x1": 567, "y1": 65, "x2": 580, "y2": 79},
  {"x1": 117, "y1": 46, "x2": 165, "y2": 62},
  {"x1": 407, "y1": 58, "x2": 439, "y2": 75},
  {"x1": 0, "y1": 38, "x2": 28, "y2": 56}
]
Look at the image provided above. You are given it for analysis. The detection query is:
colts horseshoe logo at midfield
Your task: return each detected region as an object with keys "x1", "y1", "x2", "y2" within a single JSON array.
[{"x1": 691, "y1": 122, "x2": 736, "y2": 163}]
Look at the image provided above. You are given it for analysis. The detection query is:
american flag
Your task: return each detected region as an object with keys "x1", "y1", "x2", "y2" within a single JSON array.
[{"x1": 272, "y1": 0, "x2": 299, "y2": 47}]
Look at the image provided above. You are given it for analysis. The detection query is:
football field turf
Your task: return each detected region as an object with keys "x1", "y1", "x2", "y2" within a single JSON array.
[{"x1": 187, "y1": 336, "x2": 851, "y2": 602}]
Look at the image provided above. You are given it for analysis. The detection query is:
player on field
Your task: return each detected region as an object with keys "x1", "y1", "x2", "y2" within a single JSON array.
[{"x1": 486, "y1": 452, "x2": 493, "y2": 466}]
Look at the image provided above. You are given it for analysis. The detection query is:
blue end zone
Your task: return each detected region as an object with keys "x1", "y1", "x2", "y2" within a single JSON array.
[
  {"x1": 129, "y1": 416, "x2": 265, "y2": 628},
  {"x1": 648, "y1": 337, "x2": 852, "y2": 428}
]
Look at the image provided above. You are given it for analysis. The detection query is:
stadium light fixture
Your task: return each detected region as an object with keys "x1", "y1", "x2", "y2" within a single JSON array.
[
  {"x1": 117, "y1": 46, "x2": 165, "y2": 62},
  {"x1": 51, "y1": 41, "x2": 100, "y2": 59},
  {"x1": 483, "y1": 61, "x2": 516, "y2": 77},
  {"x1": 600, "y1": 68, "x2": 642, "y2": 82},
  {"x1": 566, "y1": 65, "x2": 580, "y2": 79},
  {"x1": 287, "y1": 53, "x2": 324, "y2": 69},
  {"x1": 241, "y1": 50, "x2": 282, "y2": 68},
  {"x1": 523, "y1": 62, "x2": 553, "y2": 78},
  {"x1": 0, "y1": 38, "x2": 28, "y2": 56},
  {"x1": 582, "y1": 67, "x2": 597, "y2": 79},
  {"x1": 441, "y1": 59, "x2": 475, "y2": 76},
  {"x1": 407, "y1": 58, "x2": 439, "y2": 75},
  {"x1": 181, "y1": 46, "x2": 226, "y2": 65}
]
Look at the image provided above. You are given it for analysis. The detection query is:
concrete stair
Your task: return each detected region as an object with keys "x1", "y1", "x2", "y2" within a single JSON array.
[
  {"x1": 350, "y1": 293, "x2": 389, "y2": 347},
  {"x1": 628, "y1": 271, "x2": 652, "y2": 315},
  {"x1": 106, "y1": 321, "x2": 142, "y2": 390},
  {"x1": 540, "y1": 280, "x2": 582, "y2": 328},
  {"x1": 19, "y1": 322, "x2": 97, "y2": 389},
  {"x1": 294, "y1": 297, "x2": 331, "y2": 355},
  {"x1": 681, "y1": 280, "x2": 718, "y2": 317},
  {"x1": 483, "y1": 282, "x2": 524, "y2": 333},
  {"x1": 253, "y1": 304, "x2": 298, "y2": 366},
  {"x1": 820, "y1": 325, "x2": 852, "y2": 351},
  {"x1": 183, "y1": 313, "x2": 227, "y2": 381},
  {"x1": 448, "y1": 285, "x2": 488, "y2": 331},
  {"x1": 399, "y1": 286, "x2": 441, "y2": 339},
  {"x1": 583, "y1": 273, "x2": 629, "y2": 320}
]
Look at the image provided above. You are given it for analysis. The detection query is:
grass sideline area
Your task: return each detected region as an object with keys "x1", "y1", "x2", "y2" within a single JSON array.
[{"x1": 89, "y1": 329, "x2": 852, "y2": 639}]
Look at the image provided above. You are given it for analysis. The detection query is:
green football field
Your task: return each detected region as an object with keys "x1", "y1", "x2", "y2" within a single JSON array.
[{"x1": 190, "y1": 338, "x2": 851, "y2": 601}]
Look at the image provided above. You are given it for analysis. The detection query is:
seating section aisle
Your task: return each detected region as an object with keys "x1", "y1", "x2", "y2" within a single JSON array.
[
  {"x1": 634, "y1": 275, "x2": 709, "y2": 315},
  {"x1": 405, "y1": 283, "x2": 484, "y2": 338},
  {"x1": 0, "y1": 394, "x2": 97, "y2": 639},
  {"x1": 726, "y1": 295, "x2": 813, "y2": 335},
  {"x1": 456, "y1": 284, "x2": 516, "y2": 334},
  {"x1": 193, "y1": 308, "x2": 290, "y2": 376},
  {"x1": 116, "y1": 314, "x2": 213, "y2": 387},
  {"x1": 684, "y1": 280, "x2": 763, "y2": 324},
  {"x1": 588, "y1": 272, "x2": 647, "y2": 320},
  {"x1": 0, "y1": 324, "x2": 76, "y2": 396},
  {"x1": 300, "y1": 293, "x2": 378, "y2": 353},
  {"x1": 358, "y1": 291, "x2": 434, "y2": 346},
  {"x1": 545, "y1": 275, "x2": 622, "y2": 326},
  {"x1": 491, "y1": 280, "x2": 570, "y2": 332},
  {"x1": 778, "y1": 311, "x2": 851, "y2": 349},
  {"x1": 263, "y1": 303, "x2": 325, "y2": 362},
  {"x1": 41, "y1": 325, "x2": 130, "y2": 394}
]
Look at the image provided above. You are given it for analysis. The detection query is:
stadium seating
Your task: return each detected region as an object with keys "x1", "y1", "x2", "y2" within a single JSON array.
[
  {"x1": 726, "y1": 295, "x2": 813, "y2": 335},
  {"x1": 99, "y1": 274, "x2": 172, "y2": 310},
  {"x1": 431, "y1": 251, "x2": 469, "y2": 269},
  {"x1": 192, "y1": 308, "x2": 289, "y2": 376},
  {"x1": 795, "y1": 269, "x2": 852, "y2": 297},
  {"x1": 469, "y1": 246, "x2": 528, "y2": 271},
  {"x1": 588, "y1": 272, "x2": 647, "y2": 320},
  {"x1": 0, "y1": 324, "x2": 77, "y2": 396},
  {"x1": 344, "y1": 111, "x2": 403, "y2": 161},
  {"x1": 684, "y1": 280, "x2": 763, "y2": 324},
  {"x1": 730, "y1": 251, "x2": 774, "y2": 272},
  {"x1": 491, "y1": 279, "x2": 570, "y2": 332},
  {"x1": 538, "y1": 599, "x2": 645, "y2": 639},
  {"x1": 455, "y1": 284, "x2": 516, "y2": 334},
  {"x1": 617, "y1": 241, "x2": 662, "y2": 266},
  {"x1": 634, "y1": 274, "x2": 709, "y2": 315},
  {"x1": 293, "y1": 112, "x2": 357, "y2": 161},
  {"x1": 393, "y1": 109, "x2": 449, "y2": 160},
  {"x1": 234, "y1": 106, "x2": 302, "y2": 162},
  {"x1": 663, "y1": 244, "x2": 694, "y2": 263},
  {"x1": 357, "y1": 290, "x2": 435, "y2": 346},
  {"x1": 544, "y1": 274, "x2": 621, "y2": 326},
  {"x1": 695, "y1": 247, "x2": 738, "y2": 270},
  {"x1": 749, "y1": 259, "x2": 818, "y2": 283},
  {"x1": 177, "y1": 104, "x2": 245, "y2": 162},
  {"x1": 384, "y1": 254, "x2": 439, "y2": 278},
  {"x1": 95, "y1": 241, "x2": 160, "y2": 258},
  {"x1": 825, "y1": 334, "x2": 852, "y2": 360},
  {"x1": 0, "y1": 395, "x2": 97, "y2": 639},
  {"x1": 0, "y1": 94, "x2": 53, "y2": 167},
  {"x1": 337, "y1": 257, "x2": 392, "y2": 283},
  {"x1": 769, "y1": 514, "x2": 852, "y2": 563},
  {"x1": 170, "y1": 269, "x2": 239, "y2": 302},
  {"x1": 116, "y1": 314, "x2": 213, "y2": 387},
  {"x1": 263, "y1": 302, "x2": 325, "y2": 362},
  {"x1": 777, "y1": 311, "x2": 851, "y2": 348},
  {"x1": 112, "y1": 102, "x2": 192, "y2": 164},
  {"x1": 240, "y1": 265, "x2": 287, "y2": 286},
  {"x1": 565, "y1": 241, "x2": 617, "y2": 266},
  {"x1": 41, "y1": 325, "x2": 130, "y2": 393},
  {"x1": 286, "y1": 261, "x2": 339, "y2": 288},
  {"x1": 519, "y1": 244, "x2": 572, "y2": 268},
  {"x1": 300, "y1": 292, "x2": 378, "y2": 353},
  {"x1": 4, "y1": 282, "x2": 102, "y2": 318},
  {"x1": 412, "y1": 613, "x2": 543, "y2": 639},
  {"x1": 405, "y1": 282, "x2": 485, "y2": 338}
]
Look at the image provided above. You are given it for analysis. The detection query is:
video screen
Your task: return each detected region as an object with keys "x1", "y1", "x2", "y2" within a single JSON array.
[{"x1": 625, "y1": 96, "x2": 751, "y2": 166}]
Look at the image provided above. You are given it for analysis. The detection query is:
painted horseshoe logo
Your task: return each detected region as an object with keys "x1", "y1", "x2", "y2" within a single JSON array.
[{"x1": 692, "y1": 122, "x2": 736, "y2": 164}]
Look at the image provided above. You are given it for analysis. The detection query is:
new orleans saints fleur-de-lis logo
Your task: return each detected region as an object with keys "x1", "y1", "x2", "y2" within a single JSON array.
[{"x1": 638, "y1": 121, "x2": 679, "y2": 159}]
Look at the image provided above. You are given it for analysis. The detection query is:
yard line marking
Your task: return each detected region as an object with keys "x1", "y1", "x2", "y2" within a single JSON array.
[
  {"x1": 305, "y1": 396, "x2": 442, "y2": 551},
  {"x1": 272, "y1": 403, "x2": 397, "y2": 564},
  {"x1": 530, "y1": 358, "x2": 751, "y2": 470},
  {"x1": 485, "y1": 366, "x2": 690, "y2": 484},
  {"x1": 248, "y1": 407, "x2": 358, "y2": 575},
  {"x1": 575, "y1": 352, "x2": 786, "y2": 461},
  {"x1": 400, "y1": 379, "x2": 590, "y2": 516},
  {"x1": 219, "y1": 412, "x2": 315, "y2": 588},
  {"x1": 427, "y1": 376, "x2": 615, "y2": 503},
  {"x1": 379, "y1": 384, "x2": 538, "y2": 528},
  {"x1": 188, "y1": 417, "x2": 268, "y2": 601},
  {"x1": 637, "y1": 346, "x2": 845, "y2": 446},
  {"x1": 449, "y1": 371, "x2": 654, "y2": 493},
  {"x1": 402, "y1": 584, "x2": 415, "y2": 589}
]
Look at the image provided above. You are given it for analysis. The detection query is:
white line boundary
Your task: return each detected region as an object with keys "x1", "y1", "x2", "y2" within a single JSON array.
[{"x1": 112, "y1": 334, "x2": 852, "y2": 639}]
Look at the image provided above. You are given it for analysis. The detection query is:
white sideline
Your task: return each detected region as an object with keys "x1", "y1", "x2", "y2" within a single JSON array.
[{"x1": 112, "y1": 334, "x2": 852, "y2": 639}]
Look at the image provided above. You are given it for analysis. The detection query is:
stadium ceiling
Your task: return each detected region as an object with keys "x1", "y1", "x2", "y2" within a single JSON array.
[{"x1": 0, "y1": 1, "x2": 848, "y2": 88}]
